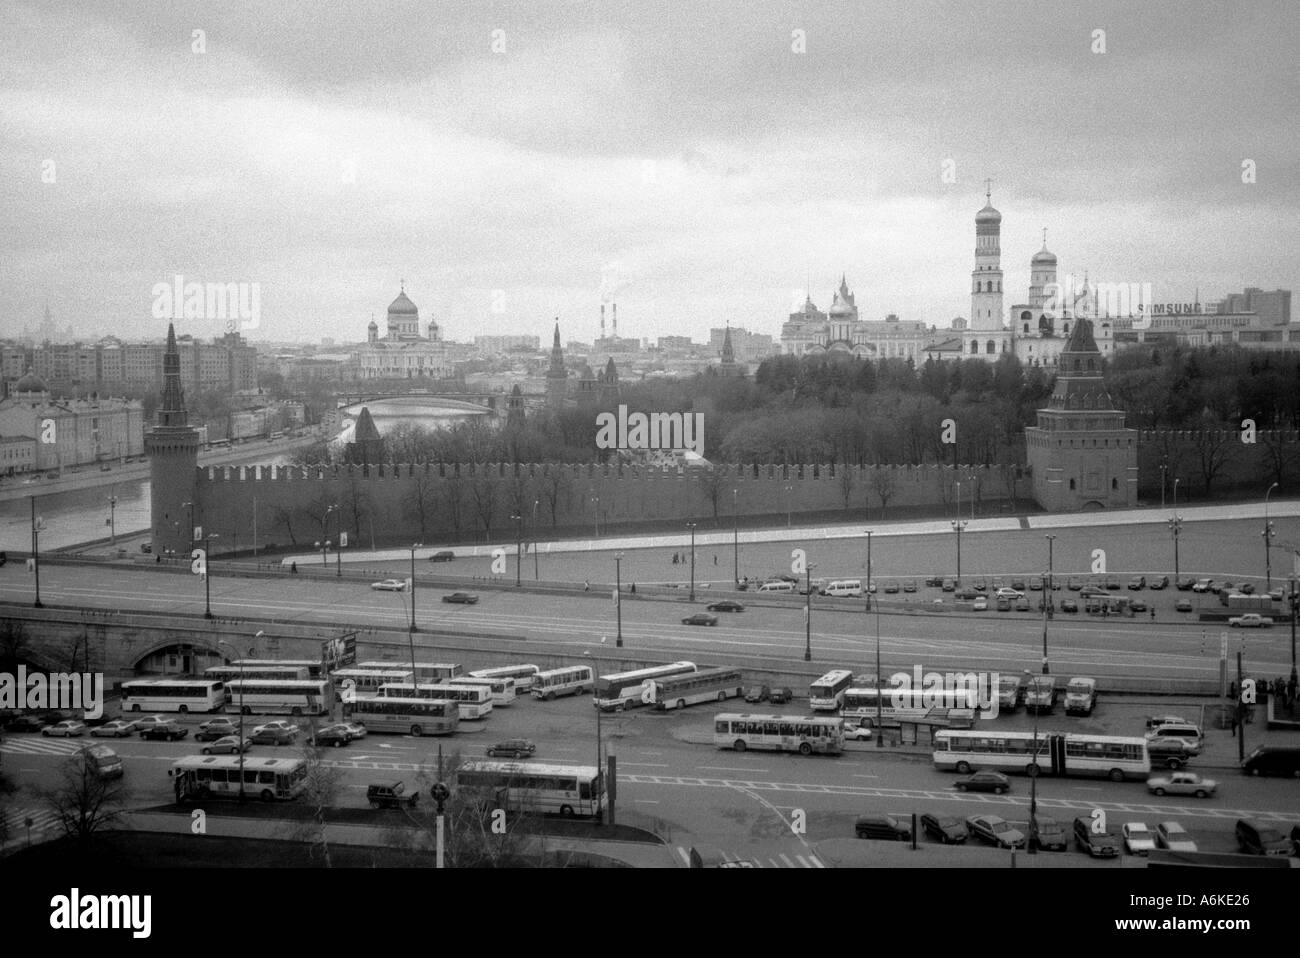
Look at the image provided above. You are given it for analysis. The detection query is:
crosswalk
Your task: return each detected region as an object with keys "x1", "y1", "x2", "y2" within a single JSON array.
[
  {"x1": 0, "y1": 805, "x2": 62, "y2": 846},
  {"x1": 674, "y1": 845, "x2": 824, "y2": 868},
  {"x1": 0, "y1": 735, "x2": 88, "y2": 757}
]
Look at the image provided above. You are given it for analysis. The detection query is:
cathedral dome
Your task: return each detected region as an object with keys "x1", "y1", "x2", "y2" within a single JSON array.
[
  {"x1": 388, "y1": 290, "x2": 418, "y2": 316},
  {"x1": 976, "y1": 203, "x2": 1002, "y2": 225},
  {"x1": 1032, "y1": 247, "x2": 1057, "y2": 265},
  {"x1": 13, "y1": 371, "x2": 47, "y2": 393}
]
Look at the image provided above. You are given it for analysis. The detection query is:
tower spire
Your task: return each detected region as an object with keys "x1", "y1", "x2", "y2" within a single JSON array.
[
  {"x1": 1042, "y1": 227, "x2": 1047, "y2": 249},
  {"x1": 985, "y1": 177, "x2": 992, "y2": 202}
]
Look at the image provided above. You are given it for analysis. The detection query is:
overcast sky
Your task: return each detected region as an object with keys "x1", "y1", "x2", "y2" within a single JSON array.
[{"x1": 2, "y1": 0, "x2": 1296, "y2": 345}]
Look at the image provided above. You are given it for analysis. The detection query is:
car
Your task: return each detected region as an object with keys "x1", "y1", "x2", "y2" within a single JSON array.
[
  {"x1": 1155, "y1": 821, "x2": 1197, "y2": 852},
  {"x1": 903, "y1": 579, "x2": 918, "y2": 593},
  {"x1": 201, "y1": 735, "x2": 252, "y2": 755},
  {"x1": 707, "y1": 600, "x2": 744, "y2": 612},
  {"x1": 843, "y1": 724, "x2": 873, "y2": 741},
  {"x1": 743, "y1": 685, "x2": 770, "y2": 704},
  {"x1": 972, "y1": 578, "x2": 988, "y2": 592},
  {"x1": 994, "y1": 587, "x2": 1023, "y2": 600},
  {"x1": 1010, "y1": 578, "x2": 1026, "y2": 592},
  {"x1": 955, "y1": 770, "x2": 1011, "y2": 794},
  {"x1": 251, "y1": 721, "x2": 299, "y2": 745},
  {"x1": 924, "y1": 575, "x2": 944, "y2": 588},
  {"x1": 139, "y1": 722, "x2": 188, "y2": 741},
  {"x1": 1073, "y1": 817, "x2": 1121, "y2": 857},
  {"x1": 972, "y1": 596, "x2": 988, "y2": 612},
  {"x1": 1235, "y1": 819, "x2": 1291, "y2": 856},
  {"x1": 955, "y1": 588, "x2": 978, "y2": 601},
  {"x1": 4, "y1": 714, "x2": 49, "y2": 733},
  {"x1": 1122, "y1": 822, "x2": 1157, "y2": 856},
  {"x1": 1147, "y1": 739, "x2": 1195, "y2": 770},
  {"x1": 1192, "y1": 578, "x2": 1214, "y2": 593},
  {"x1": 854, "y1": 814, "x2": 911, "y2": 841},
  {"x1": 341, "y1": 722, "x2": 367, "y2": 740},
  {"x1": 195, "y1": 719, "x2": 240, "y2": 741},
  {"x1": 1175, "y1": 577, "x2": 1195, "y2": 590},
  {"x1": 1146, "y1": 714, "x2": 1190, "y2": 730},
  {"x1": 768, "y1": 687, "x2": 793, "y2": 705},
  {"x1": 991, "y1": 577, "x2": 1007, "y2": 591},
  {"x1": 1059, "y1": 597, "x2": 1078, "y2": 613},
  {"x1": 368, "y1": 782, "x2": 419, "y2": 809},
  {"x1": 1238, "y1": 582, "x2": 1255, "y2": 595},
  {"x1": 1267, "y1": 587, "x2": 1285, "y2": 601},
  {"x1": 310, "y1": 725, "x2": 351, "y2": 748},
  {"x1": 1241, "y1": 745, "x2": 1300, "y2": 777},
  {"x1": 1147, "y1": 771, "x2": 1217, "y2": 798},
  {"x1": 1130, "y1": 598, "x2": 1147, "y2": 613},
  {"x1": 1228, "y1": 614, "x2": 1273, "y2": 628},
  {"x1": 90, "y1": 720, "x2": 135, "y2": 738},
  {"x1": 1028, "y1": 576, "x2": 1043, "y2": 592},
  {"x1": 1030, "y1": 817, "x2": 1067, "y2": 851},
  {"x1": 682, "y1": 613, "x2": 718, "y2": 626},
  {"x1": 941, "y1": 578, "x2": 956, "y2": 592},
  {"x1": 995, "y1": 596, "x2": 1011, "y2": 612},
  {"x1": 443, "y1": 592, "x2": 479, "y2": 604},
  {"x1": 772, "y1": 574, "x2": 798, "y2": 584},
  {"x1": 1127, "y1": 575, "x2": 1146, "y2": 590},
  {"x1": 1014, "y1": 596, "x2": 1030, "y2": 611},
  {"x1": 920, "y1": 813, "x2": 968, "y2": 844},
  {"x1": 1146, "y1": 722, "x2": 1203, "y2": 752},
  {"x1": 1079, "y1": 586, "x2": 1107, "y2": 599},
  {"x1": 966, "y1": 814, "x2": 1025, "y2": 849},
  {"x1": 42, "y1": 720, "x2": 87, "y2": 737},
  {"x1": 140, "y1": 542, "x2": 152, "y2": 554},
  {"x1": 1066, "y1": 576, "x2": 1084, "y2": 591},
  {"x1": 1175, "y1": 597, "x2": 1193, "y2": 612},
  {"x1": 370, "y1": 578, "x2": 407, "y2": 591},
  {"x1": 128, "y1": 714, "x2": 175, "y2": 731},
  {"x1": 428, "y1": 550, "x2": 455, "y2": 562},
  {"x1": 1149, "y1": 575, "x2": 1170, "y2": 590},
  {"x1": 1104, "y1": 575, "x2": 1121, "y2": 590},
  {"x1": 883, "y1": 580, "x2": 899, "y2": 594},
  {"x1": 1213, "y1": 581, "x2": 1234, "y2": 595},
  {"x1": 487, "y1": 739, "x2": 536, "y2": 758}
]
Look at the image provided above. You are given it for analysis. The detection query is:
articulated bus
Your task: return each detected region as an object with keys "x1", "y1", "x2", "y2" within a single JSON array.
[
  {"x1": 842, "y1": 687, "x2": 980, "y2": 728},
  {"x1": 469, "y1": 664, "x2": 541, "y2": 692},
  {"x1": 378, "y1": 682, "x2": 492, "y2": 719},
  {"x1": 224, "y1": 679, "x2": 331, "y2": 716},
  {"x1": 170, "y1": 755, "x2": 308, "y2": 803},
  {"x1": 646, "y1": 667, "x2": 745, "y2": 711},
  {"x1": 714, "y1": 713, "x2": 844, "y2": 755},
  {"x1": 456, "y1": 761, "x2": 605, "y2": 818},
  {"x1": 332, "y1": 668, "x2": 414, "y2": 696},
  {"x1": 205, "y1": 665, "x2": 310, "y2": 683},
  {"x1": 356, "y1": 661, "x2": 463, "y2": 683},
  {"x1": 446, "y1": 676, "x2": 516, "y2": 706},
  {"x1": 593, "y1": 661, "x2": 698, "y2": 711},
  {"x1": 349, "y1": 696, "x2": 459, "y2": 736},
  {"x1": 532, "y1": 666, "x2": 595, "y2": 701},
  {"x1": 933, "y1": 730, "x2": 1150, "y2": 782},
  {"x1": 809, "y1": 669, "x2": 855, "y2": 711},
  {"x1": 231, "y1": 659, "x2": 323, "y2": 679},
  {"x1": 121, "y1": 679, "x2": 226, "y2": 713}
]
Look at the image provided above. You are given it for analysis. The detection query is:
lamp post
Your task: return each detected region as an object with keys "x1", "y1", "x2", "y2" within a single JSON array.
[
  {"x1": 1263, "y1": 482, "x2": 1278, "y2": 592},
  {"x1": 804, "y1": 562, "x2": 816, "y2": 662},
  {"x1": 865, "y1": 530, "x2": 873, "y2": 603},
  {"x1": 1042, "y1": 534, "x2": 1055, "y2": 674},
  {"x1": 1025, "y1": 669, "x2": 1040, "y2": 854},
  {"x1": 218, "y1": 632, "x2": 261, "y2": 804},
  {"x1": 615, "y1": 552, "x2": 624, "y2": 648},
  {"x1": 315, "y1": 539, "x2": 331, "y2": 567},
  {"x1": 511, "y1": 512, "x2": 523, "y2": 587},
  {"x1": 873, "y1": 540, "x2": 882, "y2": 746},
  {"x1": 785, "y1": 484, "x2": 792, "y2": 529},
  {"x1": 951, "y1": 520, "x2": 967, "y2": 582},
  {"x1": 1289, "y1": 575, "x2": 1298, "y2": 686},
  {"x1": 591, "y1": 495, "x2": 600, "y2": 538},
  {"x1": 732, "y1": 488, "x2": 739, "y2": 587},
  {"x1": 30, "y1": 496, "x2": 43, "y2": 608},
  {"x1": 203, "y1": 533, "x2": 218, "y2": 619},
  {"x1": 108, "y1": 494, "x2": 117, "y2": 546},
  {"x1": 532, "y1": 499, "x2": 540, "y2": 580},
  {"x1": 409, "y1": 542, "x2": 421, "y2": 632},
  {"x1": 1168, "y1": 479, "x2": 1182, "y2": 583},
  {"x1": 687, "y1": 523, "x2": 697, "y2": 602},
  {"x1": 333, "y1": 504, "x2": 342, "y2": 577},
  {"x1": 1159, "y1": 462, "x2": 1168, "y2": 511}
]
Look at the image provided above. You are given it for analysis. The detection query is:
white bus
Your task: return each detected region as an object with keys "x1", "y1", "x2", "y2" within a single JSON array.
[
  {"x1": 714, "y1": 713, "x2": 845, "y2": 755},
  {"x1": 379, "y1": 682, "x2": 493, "y2": 719},
  {"x1": 842, "y1": 686, "x2": 980, "y2": 728},
  {"x1": 446, "y1": 675, "x2": 516, "y2": 706},
  {"x1": 332, "y1": 668, "x2": 414, "y2": 696},
  {"x1": 170, "y1": 755, "x2": 308, "y2": 803},
  {"x1": 469, "y1": 664, "x2": 541, "y2": 692},
  {"x1": 232, "y1": 659, "x2": 323, "y2": 679},
  {"x1": 822, "y1": 580, "x2": 862, "y2": 597},
  {"x1": 532, "y1": 665, "x2": 595, "y2": 701},
  {"x1": 349, "y1": 696, "x2": 459, "y2": 736},
  {"x1": 933, "y1": 730, "x2": 1151, "y2": 782},
  {"x1": 593, "y1": 661, "x2": 698, "y2": 712},
  {"x1": 646, "y1": 667, "x2": 745, "y2": 711},
  {"x1": 205, "y1": 665, "x2": 310, "y2": 683},
  {"x1": 356, "y1": 661, "x2": 462, "y2": 683},
  {"x1": 225, "y1": 679, "x2": 331, "y2": 716},
  {"x1": 121, "y1": 679, "x2": 226, "y2": 714},
  {"x1": 456, "y1": 760, "x2": 606, "y2": 818},
  {"x1": 809, "y1": 669, "x2": 855, "y2": 711}
]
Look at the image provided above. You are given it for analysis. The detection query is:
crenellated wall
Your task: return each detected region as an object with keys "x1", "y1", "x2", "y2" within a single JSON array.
[{"x1": 1135, "y1": 429, "x2": 1300, "y2": 497}]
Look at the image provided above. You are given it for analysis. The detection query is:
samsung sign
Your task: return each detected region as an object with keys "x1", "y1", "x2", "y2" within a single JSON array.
[{"x1": 1150, "y1": 303, "x2": 1207, "y2": 315}]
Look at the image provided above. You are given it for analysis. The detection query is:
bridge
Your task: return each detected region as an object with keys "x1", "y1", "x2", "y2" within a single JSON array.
[{"x1": 336, "y1": 390, "x2": 499, "y2": 416}]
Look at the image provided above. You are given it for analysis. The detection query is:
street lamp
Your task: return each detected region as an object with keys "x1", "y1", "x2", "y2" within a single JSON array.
[
  {"x1": 615, "y1": 552, "x2": 624, "y2": 648},
  {"x1": 409, "y1": 542, "x2": 421, "y2": 632},
  {"x1": 108, "y1": 494, "x2": 117, "y2": 546},
  {"x1": 686, "y1": 523, "x2": 697, "y2": 602},
  {"x1": 30, "y1": 496, "x2": 43, "y2": 608},
  {"x1": 203, "y1": 533, "x2": 219, "y2": 619},
  {"x1": 785, "y1": 485, "x2": 793, "y2": 529},
  {"x1": 314, "y1": 539, "x2": 331, "y2": 567},
  {"x1": 732, "y1": 488, "x2": 739, "y2": 588},
  {"x1": 1159, "y1": 462, "x2": 1168, "y2": 511},
  {"x1": 1024, "y1": 669, "x2": 1040, "y2": 854},
  {"x1": 332, "y1": 504, "x2": 342, "y2": 577},
  {"x1": 1168, "y1": 479, "x2": 1182, "y2": 583},
  {"x1": 218, "y1": 631, "x2": 261, "y2": 804},
  {"x1": 1041, "y1": 534, "x2": 1055, "y2": 674},
  {"x1": 864, "y1": 530, "x2": 873, "y2": 604},
  {"x1": 511, "y1": 512, "x2": 523, "y2": 587},
  {"x1": 1289, "y1": 575, "x2": 1298, "y2": 687},
  {"x1": 591, "y1": 495, "x2": 600, "y2": 538},
  {"x1": 951, "y1": 520, "x2": 967, "y2": 582},
  {"x1": 1263, "y1": 482, "x2": 1278, "y2": 592},
  {"x1": 532, "y1": 499, "x2": 540, "y2": 580},
  {"x1": 804, "y1": 562, "x2": 816, "y2": 662}
]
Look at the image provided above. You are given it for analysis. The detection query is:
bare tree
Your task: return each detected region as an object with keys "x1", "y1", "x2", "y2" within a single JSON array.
[
  {"x1": 471, "y1": 474, "x2": 499, "y2": 540},
  {"x1": 271, "y1": 503, "x2": 299, "y2": 547},
  {"x1": 341, "y1": 477, "x2": 372, "y2": 547},
  {"x1": 1258, "y1": 431, "x2": 1298, "y2": 489},
  {"x1": 540, "y1": 469, "x2": 570, "y2": 526},
  {"x1": 838, "y1": 464, "x2": 855, "y2": 510},
  {"x1": 440, "y1": 474, "x2": 466, "y2": 538},
  {"x1": 1191, "y1": 430, "x2": 1233, "y2": 498},
  {"x1": 290, "y1": 724, "x2": 346, "y2": 868},
  {"x1": 405, "y1": 473, "x2": 439, "y2": 539},
  {"x1": 699, "y1": 469, "x2": 725, "y2": 525},
  {"x1": 869, "y1": 468, "x2": 897, "y2": 519},
  {"x1": 0, "y1": 619, "x2": 31, "y2": 672},
  {"x1": 37, "y1": 751, "x2": 128, "y2": 845}
]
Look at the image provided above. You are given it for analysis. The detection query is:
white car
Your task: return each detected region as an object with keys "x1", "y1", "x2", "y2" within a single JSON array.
[
  {"x1": 1155, "y1": 821, "x2": 1197, "y2": 852},
  {"x1": 972, "y1": 596, "x2": 988, "y2": 611},
  {"x1": 1122, "y1": 822, "x2": 1157, "y2": 856},
  {"x1": 128, "y1": 714, "x2": 174, "y2": 731},
  {"x1": 994, "y1": 588, "x2": 1024, "y2": 600},
  {"x1": 1228, "y1": 614, "x2": 1273, "y2": 628},
  {"x1": 370, "y1": 579, "x2": 407, "y2": 592},
  {"x1": 253, "y1": 720, "x2": 299, "y2": 735},
  {"x1": 42, "y1": 720, "x2": 87, "y2": 737},
  {"x1": 90, "y1": 720, "x2": 136, "y2": 738},
  {"x1": 843, "y1": 724, "x2": 874, "y2": 741}
]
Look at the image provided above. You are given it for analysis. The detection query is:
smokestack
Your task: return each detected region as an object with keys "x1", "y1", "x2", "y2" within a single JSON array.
[{"x1": 600, "y1": 304, "x2": 605, "y2": 340}]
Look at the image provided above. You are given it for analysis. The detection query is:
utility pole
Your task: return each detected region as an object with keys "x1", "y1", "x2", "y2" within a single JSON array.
[
  {"x1": 1263, "y1": 482, "x2": 1278, "y2": 592},
  {"x1": 615, "y1": 552, "x2": 624, "y2": 648},
  {"x1": 687, "y1": 522, "x2": 697, "y2": 602},
  {"x1": 533, "y1": 499, "x2": 540, "y2": 580},
  {"x1": 1042, "y1": 534, "x2": 1056, "y2": 674},
  {"x1": 804, "y1": 563, "x2": 815, "y2": 662},
  {"x1": 31, "y1": 496, "x2": 42, "y2": 608},
  {"x1": 409, "y1": 542, "x2": 421, "y2": 632},
  {"x1": 732, "y1": 488, "x2": 739, "y2": 587},
  {"x1": 951, "y1": 520, "x2": 967, "y2": 582}
]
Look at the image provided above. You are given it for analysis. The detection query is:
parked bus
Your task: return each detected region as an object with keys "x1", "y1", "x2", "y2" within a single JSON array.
[
  {"x1": 532, "y1": 665, "x2": 595, "y2": 701},
  {"x1": 204, "y1": 665, "x2": 309, "y2": 683},
  {"x1": 332, "y1": 668, "x2": 414, "y2": 696},
  {"x1": 232, "y1": 659, "x2": 323, "y2": 680},
  {"x1": 121, "y1": 679, "x2": 226, "y2": 713},
  {"x1": 841, "y1": 686, "x2": 979, "y2": 728},
  {"x1": 170, "y1": 755, "x2": 308, "y2": 803},
  {"x1": 378, "y1": 682, "x2": 492, "y2": 719},
  {"x1": 469, "y1": 664, "x2": 541, "y2": 692},
  {"x1": 593, "y1": 661, "x2": 698, "y2": 711},
  {"x1": 349, "y1": 696, "x2": 459, "y2": 736},
  {"x1": 357, "y1": 661, "x2": 462, "y2": 683},
  {"x1": 646, "y1": 667, "x2": 745, "y2": 711},
  {"x1": 455, "y1": 760, "x2": 605, "y2": 818},
  {"x1": 809, "y1": 669, "x2": 855, "y2": 711},
  {"x1": 224, "y1": 679, "x2": 330, "y2": 716},
  {"x1": 714, "y1": 714, "x2": 845, "y2": 755},
  {"x1": 446, "y1": 676, "x2": 516, "y2": 706},
  {"x1": 933, "y1": 730, "x2": 1150, "y2": 782}
]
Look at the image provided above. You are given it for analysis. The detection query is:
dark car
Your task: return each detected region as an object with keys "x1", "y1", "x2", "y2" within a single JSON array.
[
  {"x1": 1073, "y1": 817, "x2": 1121, "y2": 858},
  {"x1": 903, "y1": 579, "x2": 919, "y2": 593},
  {"x1": 1238, "y1": 582, "x2": 1256, "y2": 594},
  {"x1": 195, "y1": 719, "x2": 240, "y2": 742},
  {"x1": 855, "y1": 814, "x2": 912, "y2": 841},
  {"x1": 941, "y1": 578, "x2": 956, "y2": 592},
  {"x1": 201, "y1": 735, "x2": 252, "y2": 755},
  {"x1": 707, "y1": 600, "x2": 744, "y2": 613},
  {"x1": 1149, "y1": 575, "x2": 1169, "y2": 590},
  {"x1": 368, "y1": 782, "x2": 419, "y2": 809},
  {"x1": 487, "y1": 739, "x2": 536, "y2": 758},
  {"x1": 139, "y1": 722, "x2": 188, "y2": 741},
  {"x1": 966, "y1": 815, "x2": 1024, "y2": 848},
  {"x1": 925, "y1": 575, "x2": 944, "y2": 588},
  {"x1": 1104, "y1": 575, "x2": 1122, "y2": 590},
  {"x1": 1235, "y1": 819, "x2": 1291, "y2": 856},
  {"x1": 682, "y1": 613, "x2": 718, "y2": 626},
  {"x1": 972, "y1": 578, "x2": 988, "y2": 592},
  {"x1": 955, "y1": 770, "x2": 1011, "y2": 794},
  {"x1": 743, "y1": 685, "x2": 770, "y2": 704},
  {"x1": 1127, "y1": 575, "x2": 1146, "y2": 590},
  {"x1": 442, "y1": 592, "x2": 479, "y2": 604},
  {"x1": 1148, "y1": 738, "x2": 1195, "y2": 771},
  {"x1": 1175, "y1": 577, "x2": 1195, "y2": 591},
  {"x1": 1130, "y1": 598, "x2": 1148, "y2": 613},
  {"x1": 920, "y1": 813, "x2": 968, "y2": 844},
  {"x1": 768, "y1": 687, "x2": 793, "y2": 705},
  {"x1": 4, "y1": 714, "x2": 51, "y2": 733},
  {"x1": 1031, "y1": 817, "x2": 1068, "y2": 851},
  {"x1": 428, "y1": 550, "x2": 455, "y2": 562},
  {"x1": 1028, "y1": 577, "x2": 1044, "y2": 592},
  {"x1": 1009, "y1": 578, "x2": 1026, "y2": 592},
  {"x1": 1014, "y1": 596, "x2": 1030, "y2": 612},
  {"x1": 1059, "y1": 597, "x2": 1079, "y2": 613},
  {"x1": 1175, "y1": 597, "x2": 1193, "y2": 612},
  {"x1": 1241, "y1": 745, "x2": 1300, "y2": 777},
  {"x1": 310, "y1": 725, "x2": 351, "y2": 748},
  {"x1": 883, "y1": 580, "x2": 900, "y2": 594},
  {"x1": 1066, "y1": 577, "x2": 1084, "y2": 591}
]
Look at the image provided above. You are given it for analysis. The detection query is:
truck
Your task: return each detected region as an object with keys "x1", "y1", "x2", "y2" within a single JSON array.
[
  {"x1": 1024, "y1": 675, "x2": 1057, "y2": 715},
  {"x1": 1064, "y1": 677, "x2": 1098, "y2": 716},
  {"x1": 1228, "y1": 613, "x2": 1273, "y2": 628},
  {"x1": 996, "y1": 675, "x2": 1024, "y2": 712}
]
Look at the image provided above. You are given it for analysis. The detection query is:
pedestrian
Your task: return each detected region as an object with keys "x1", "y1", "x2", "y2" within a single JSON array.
[
  {"x1": 672, "y1": 553, "x2": 678, "y2": 565},
  {"x1": 1150, "y1": 607, "x2": 1155, "y2": 621},
  {"x1": 583, "y1": 580, "x2": 590, "y2": 591},
  {"x1": 630, "y1": 583, "x2": 636, "y2": 594},
  {"x1": 713, "y1": 554, "x2": 718, "y2": 565},
  {"x1": 291, "y1": 561, "x2": 298, "y2": 573}
]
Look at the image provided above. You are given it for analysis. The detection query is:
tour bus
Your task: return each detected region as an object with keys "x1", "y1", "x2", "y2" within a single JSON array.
[
  {"x1": 232, "y1": 659, "x2": 324, "y2": 679},
  {"x1": 332, "y1": 668, "x2": 414, "y2": 696},
  {"x1": 445, "y1": 675, "x2": 516, "y2": 706},
  {"x1": 841, "y1": 686, "x2": 979, "y2": 728},
  {"x1": 224, "y1": 679, "x2": 331, "y2": 716},
  {"x1": 646, "y1": 667, "x2": 745, "y2": 711},
  {"x1": 378, "y1": 682, "x2": 493, "y2": 719},
  {"x1": 532, "y1": 665, "x2": 595, "y2": 700},
  {"x1": 933, "y1": 730, "x2": 1150, "y2": 782},
  {"x1": 170, "y1": 755, "x2": 308, "y2": 803},
  {"x1": 822, "y1": 580, "x2": 863, "y2": 598},
  {"x1": 456, "y1": 760, "x2": 606, "y2": 818},
  {"x1": 714, "y1": 714, "x2": 845, "y2": 755},
  {"x1": 809, "y1": 669, "x2": 855, "y2": 711},
  {"x1": 357, "y1": 661, "x2": 462, "y2": 683},
  {"x1": 121, "y1": 679, "x2": 226, "y2": 713},
  {"x1": 348, "y1": 695, "x2": 459, "y2": 736},
  {"x1": 593, "y1": 661, "x2": 698, "y2": 711},
  {"x1": 469, "y1": 664, "x2": 541, "y2": 692},
  {"x1": 204, "y1": 665, "x2": 310, "y2": 683}
]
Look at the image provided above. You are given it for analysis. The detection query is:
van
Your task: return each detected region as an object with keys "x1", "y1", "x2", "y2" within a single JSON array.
[
  {"x1": 78, "y1": 744, "x2": 123, "y2": 781},
  {"x1": 1235, "y1": 819, "x2": 1292, "y2": 856},
  {"x1": 1146, "y1": 723, "x2": 1202, "y2": 752},
  {"x1": 1241, "y1": 745, "x2": 1300, "y2": 777},
  {"x1": 1064, "y1": 677, "x2": 1097, "y2": 716},
  {"x1": 823, "y1": 579, "x2": 862, "y2": 597},
  {"x1": 757, "y1": 581, "x2": 795, "y2": 593}
]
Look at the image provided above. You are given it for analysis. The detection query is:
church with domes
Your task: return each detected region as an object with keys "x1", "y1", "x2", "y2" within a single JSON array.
[{"x1": 353, "y1": 284, "x2": 455, "y2": 380}]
